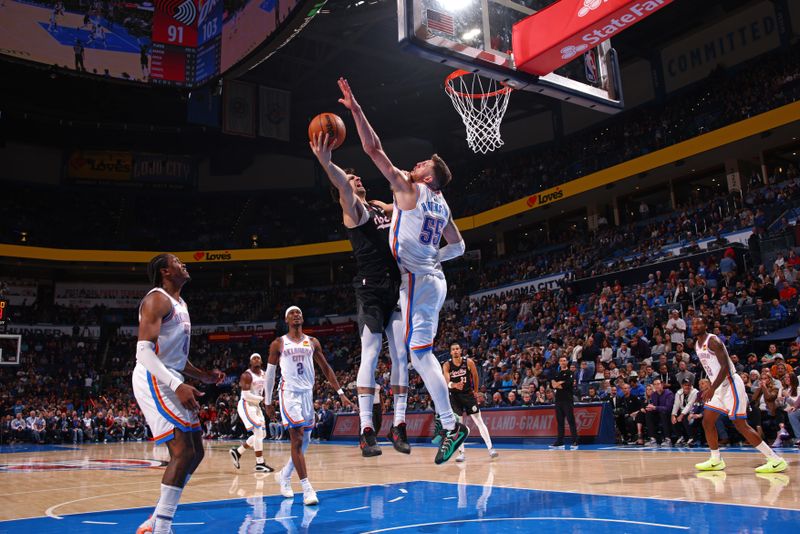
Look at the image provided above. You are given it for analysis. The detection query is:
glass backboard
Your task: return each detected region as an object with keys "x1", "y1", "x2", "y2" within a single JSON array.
[{"x1": 398, "y1": 0, "x2": 624, "y2": 112}]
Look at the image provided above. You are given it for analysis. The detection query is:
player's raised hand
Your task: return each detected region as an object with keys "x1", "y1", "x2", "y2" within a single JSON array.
[
  {"x1": 176, "y1": 383, "x2": 204, "y2": 410},
  {"x1": 309, "y1": 132, "x2": 333, "y2": 165},
  {"x1": 337, "y1": 77, "x2": 359, "y2": 111}
]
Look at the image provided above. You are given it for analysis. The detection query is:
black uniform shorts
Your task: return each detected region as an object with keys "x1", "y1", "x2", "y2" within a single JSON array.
[{"x1": 354, "y1": 274, "x2": 400, "y2": 335}]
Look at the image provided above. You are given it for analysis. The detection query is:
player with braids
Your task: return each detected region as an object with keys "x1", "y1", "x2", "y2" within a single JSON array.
[{"x1": 134, "y1": 253, "x2": 226, "y2": 534}]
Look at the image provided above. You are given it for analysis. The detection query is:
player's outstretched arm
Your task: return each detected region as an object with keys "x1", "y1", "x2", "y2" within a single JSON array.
[
  {"x1": 137, "y1": 292, "x2": 203, "y2": 409},
  {"x1": 337, "y1": 77, "x2": 413, "y2": 195},
  {"x1": 310, "y1": 132, "x2": 363, "y2": 226},
  {"x1": 311, "y1": 337, "x2": 355, "y2": 411},
  {"x1": 438, "y1": 216, "x2": 465, "y2": 263},
  {"x1": 702, "y1": 337, "x2": 730, "y2": 401}
]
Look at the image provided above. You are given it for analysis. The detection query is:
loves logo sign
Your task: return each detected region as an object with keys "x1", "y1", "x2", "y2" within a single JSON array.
[
  {"x1": 191, "y1": 250, "x2": 233, "y2": 262},
  {"x1": 526, "y1": 187, "x2": 564, "y2": 208}
]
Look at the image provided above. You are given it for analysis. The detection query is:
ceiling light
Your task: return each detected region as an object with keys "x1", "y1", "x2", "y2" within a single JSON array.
[{"x1": 461, "y1": 28, "x2": 481, "y2": 40}]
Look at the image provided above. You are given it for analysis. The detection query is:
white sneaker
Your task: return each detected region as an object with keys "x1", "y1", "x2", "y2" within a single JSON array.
[
  {"x1": 647, "y1": 438, "x2": 658, "y2": 447},
  {"x1": 455, "y1": 451, "x2": 466, "y2": 463},
  {"x1": 276, "y1": 472, "x2": 294, "y2": 498},
  {"x1": 489, "y1": 448, "x2": 499, "y2": 459},
  {"x1": 303, "y1": 490, "x2": 319, "y2": 506}
]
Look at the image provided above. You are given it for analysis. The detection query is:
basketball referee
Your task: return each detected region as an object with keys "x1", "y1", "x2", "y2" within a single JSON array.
[{"x1": 550, "y1": 355, "x2": 578, "y2": 449}]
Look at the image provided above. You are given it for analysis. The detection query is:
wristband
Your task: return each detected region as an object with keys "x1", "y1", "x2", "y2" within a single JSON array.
[
  {"x1": 448, "y1": 382, "x2": 454, "y2": 388},
  {"x1": 337, "y1": 388, "x2": 344, "y2": 396}
]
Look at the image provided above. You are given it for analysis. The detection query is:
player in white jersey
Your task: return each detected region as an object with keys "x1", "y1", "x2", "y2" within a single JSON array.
[
  {"x1": 692, "y1": 316, "x2": 786, "y2": 473},
  {"x1": 338, "y1": 77, "x2": 469, "y2": 464},
  {"x1": 133, "y1": 254, "x2": 225, "y2": 534},
  {"x1": 230, "y1": 353, "x2": 274, "y2": 472},
  {"x1": 264, "y1": 306, "x2": 353, "y2": 505}
]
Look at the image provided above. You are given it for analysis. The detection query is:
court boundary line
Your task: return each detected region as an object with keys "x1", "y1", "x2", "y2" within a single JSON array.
[
  {"x1": 416, "y1": 478, "x2": 800, "y2": 513},
  {"x1": 360, "y1": 517, "x2": 690, "y2": 533},
  {"x1": 0, "y1": 481, "x2": 384, "y2": 523}
]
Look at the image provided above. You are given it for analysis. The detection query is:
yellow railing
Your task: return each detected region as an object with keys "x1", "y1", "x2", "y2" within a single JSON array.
[{"x1": 2, "y1": 100, "x2": 799, "y2": 263}]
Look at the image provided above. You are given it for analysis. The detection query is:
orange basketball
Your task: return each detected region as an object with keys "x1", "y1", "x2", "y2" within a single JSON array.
[{"x1": 308, "y1": 112, "x2": 346, "y2": 150}]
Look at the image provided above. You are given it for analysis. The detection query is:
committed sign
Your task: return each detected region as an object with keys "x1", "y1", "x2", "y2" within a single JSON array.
[{"x1": 513, "y1": 0, "x2": 673, "y2": 76}]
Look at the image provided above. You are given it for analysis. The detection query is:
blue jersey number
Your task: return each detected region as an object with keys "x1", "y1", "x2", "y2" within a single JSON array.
[
  {"x1": 297, "y1": 362, "x2": 304, "y2": 376},
  {"x1": 182, "y1": 335, "x2": 189, "y2": 356},
  {"x1": 419, "y1": 216, "x2": 444, "y2": 246}
]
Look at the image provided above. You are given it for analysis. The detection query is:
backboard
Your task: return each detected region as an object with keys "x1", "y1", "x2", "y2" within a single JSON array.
[
  {"x1": 398, "y1": 0, "x2": 624, "y2": 113},
  {"x1": 0, "y1": 335, "x2": 21, "y2": 366}
]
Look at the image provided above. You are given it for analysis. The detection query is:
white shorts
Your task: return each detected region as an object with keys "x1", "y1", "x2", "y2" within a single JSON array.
[
  {"x1": 237, "y1": 398, "x2": 265, "y2": 432},
  {"x1": 704, "y1": 372, "x2": 748, "y2": 420},
  {"x1": 279, "y1": 384, "x2": 314, "y2": 430},
  {"x1": 399, "y1": 271, "x2": 446, "y2": 354},
  {"x1": 132, "y1": 363, "x2": 200, "y2": 444}
]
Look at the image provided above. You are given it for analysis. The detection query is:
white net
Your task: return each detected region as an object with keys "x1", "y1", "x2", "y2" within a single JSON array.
[{"x1": 445, "y1": 71, "x2": 512, "y2": 154}]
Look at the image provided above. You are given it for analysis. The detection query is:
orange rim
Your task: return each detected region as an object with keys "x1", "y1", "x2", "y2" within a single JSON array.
[{"x1": 444, "y1": 70, "x2": 512, "y2": 99}]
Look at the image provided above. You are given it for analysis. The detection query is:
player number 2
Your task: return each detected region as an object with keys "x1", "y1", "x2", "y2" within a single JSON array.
[
  {"x1": 419, "y1": 216, "x2": 444, "y2": 246},
  {"x1": 297, "y1": 362, "x2": 304, "y2": 375},
  {"x1": 168, "y1": 25, "x2": 184, "y2": 43}
]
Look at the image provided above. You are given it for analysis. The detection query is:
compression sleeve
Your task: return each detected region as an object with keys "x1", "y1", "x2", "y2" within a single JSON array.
[
  {"x1": 136, "y1": 340, "x2": 183, "y2": 391},
  {"x1": 242, "y1": 389, "x2": 263, "y2": 405},
  {"x1": 265, "y1": 363, "x2": 277, "y2": 403},
  {"x1": 438, "y1": 240, "x2": 465, "y2": 263}
]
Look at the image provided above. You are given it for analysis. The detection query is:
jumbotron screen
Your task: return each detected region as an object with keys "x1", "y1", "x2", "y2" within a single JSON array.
[{"x1": 0, "y1": 0, "x2": 309, "y2": 87}]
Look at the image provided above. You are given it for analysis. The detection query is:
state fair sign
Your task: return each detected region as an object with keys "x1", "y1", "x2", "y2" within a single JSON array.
[
  {"x1": 512, "y1": 0, "x2": 674, "y2": 76},
  {"x1": 468, "y1": 272, "x2": 570, "y2": 301}
]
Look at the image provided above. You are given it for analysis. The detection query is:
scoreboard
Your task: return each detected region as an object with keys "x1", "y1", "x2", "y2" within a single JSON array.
[{"x1": 150, "y1": 0, "x2": 221, "y2": 86}]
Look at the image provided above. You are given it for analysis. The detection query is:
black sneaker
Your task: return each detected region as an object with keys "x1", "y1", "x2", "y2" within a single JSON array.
[
  {"x1": 435, "y1": 422, "x2": 469, "y2": 464},
  {"x1": 431, "y1": 415, "x2": 443, "y2": 444},
  {"x1": 254, "y1": 462, "x2": 274, "y2": 472},
  {"x1": 548, "y1": 442, "x2": 565, "y2": 450},
  {"x1": 229, "y1": 447, "x2": 241, "y2": 469},
  {"x1": 360, "y1": 428, "x2": 382, "y2": 457},
  {"x1": 388, "y1": 423, "x2": 411, "y2": 454}
]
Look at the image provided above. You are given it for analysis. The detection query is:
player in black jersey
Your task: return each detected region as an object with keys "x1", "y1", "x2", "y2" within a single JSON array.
[
  {"x1": 310, "y1": 132, "x2": 410, "y2": 457},
  {"x1": 442, "y1": 343, "x2": 497, "y2": 462}
]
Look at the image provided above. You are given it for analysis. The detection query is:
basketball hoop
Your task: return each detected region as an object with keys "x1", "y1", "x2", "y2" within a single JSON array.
[{"x1": 444, "y1": 70, "x2": 512, "y2": 154}]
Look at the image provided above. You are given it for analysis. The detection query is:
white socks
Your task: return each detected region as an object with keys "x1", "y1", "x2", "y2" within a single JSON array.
[
  {"x1": 359, "y1": 394, "x2": 374, "y2": 431},
  {"x1": 238, "y1": 434, "x2": 255, "y2": 455},
  {"x1": 710, "y1": 449, "x2": 720, "y2": 460},
  {"x1": 300, "y1": 478, "x2": 313, "y2": 493},
  {"x1": 471, "y1": 412, "x2": 493, "y2": 449},
  {"x1": 409, "y1": 349, "x2": 456, "y2": 430},
  {"x1": 283, "y1": 431, "x2": 311, "y2": 479},
  {"x1": 393, "y1": 394, "x2": 408, "y2": 426},
  {"x1": 253, "y1": 427, "x2": 264, "y2": 453},
  {"x1": 756, "y1": 440, "x2": 779, "y2": 459},
  {"x1": 152, "y1": 484, "x2": 182, "y2": 534}
]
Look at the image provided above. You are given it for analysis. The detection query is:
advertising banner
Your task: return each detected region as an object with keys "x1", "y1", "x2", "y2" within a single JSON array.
[
  {"x1": 331, "y1": 404, "x2": 613, "y2": 442},
  {"x1": 513, "y1": 0, "x2": 674, "y2": 76},
  {"x1": 469, "y1": 272, "x2": 570, "y2": 301},
  {"x1": 54, "y1": 283, "x2": 150, "y2": 308}
]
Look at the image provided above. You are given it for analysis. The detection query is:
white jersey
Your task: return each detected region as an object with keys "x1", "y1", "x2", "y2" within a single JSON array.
[
  {"x1": 696, "y1": 333, "x2": 736, "y2": 383},
  {"x1": 242, "y1": 368, "x2": 266, "y2": 402},
  {"x1": 390, "y1": 183, "x2": 451, "y2": 275},
  {"x1": 279, "y1": 334, "x2": 314, "y2": 392},
  {"x1": 138, "y1": 287, "x2": 191, "y2": 373}
]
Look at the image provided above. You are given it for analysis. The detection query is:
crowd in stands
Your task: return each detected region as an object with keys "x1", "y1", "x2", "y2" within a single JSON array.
[{"x1": 2, "y1": 44, "x2": 799, "y2": 251}]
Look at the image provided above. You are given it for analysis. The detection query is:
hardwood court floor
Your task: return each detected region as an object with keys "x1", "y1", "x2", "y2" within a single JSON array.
[{"x1": 0, "y1": 440, "x2": 797, "y2": 532}]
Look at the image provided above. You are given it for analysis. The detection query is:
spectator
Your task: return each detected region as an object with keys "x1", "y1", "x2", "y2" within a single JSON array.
[
  {"x1": 616, "y1": 383, "x2": 645, "y2": 445},
  {"x1": 769, "y1": 298, "x2": 788, "y2": 321},
  {"x1": 645, "y1": 379, "x2": 674, "y2": 446},
  {"x1": 666, "y1": 310, "x2": 687, "y2": 345},
  {"x1": 671, "y1": 379, "x2": 699, "y2": 445}
]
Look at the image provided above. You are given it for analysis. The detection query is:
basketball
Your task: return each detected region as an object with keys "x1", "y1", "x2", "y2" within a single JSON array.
[{"x1": 308, "y1": 112, "x2": 346, "y2": 150}]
